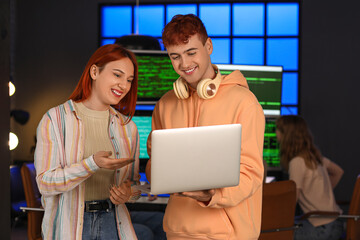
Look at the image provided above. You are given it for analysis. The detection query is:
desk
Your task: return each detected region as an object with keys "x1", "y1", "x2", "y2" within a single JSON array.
[
  {"x1": 19, "y1": 196, "x2": 169, "y2": 213},
  {"x1": 20, "y1": 206, "x2": 44, "y2": 212},
  {"x1": 127, "y1": 196, "x2": 168, "y2": 212},
  {"x1": 136, "y1": 196, "x2": 169, "y2": 204}
]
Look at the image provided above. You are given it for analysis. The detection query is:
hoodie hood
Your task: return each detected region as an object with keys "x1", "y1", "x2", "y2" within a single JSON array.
[{"x1": 219, "y1": 69, "x2": 249, "y2": 90}]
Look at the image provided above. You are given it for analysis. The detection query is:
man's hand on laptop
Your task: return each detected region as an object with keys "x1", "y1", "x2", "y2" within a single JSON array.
[
  {"x1": 174, "y1": 189, "x2": 215, "y2": 203},
  {"x1": 147, "y1": 194, "x2": 158, "y2": 201}
]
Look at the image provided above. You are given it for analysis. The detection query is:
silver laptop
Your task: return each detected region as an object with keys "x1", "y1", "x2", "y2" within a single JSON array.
[{"x1": 134, "y1": 124, "x2": 242, "y2": 195}]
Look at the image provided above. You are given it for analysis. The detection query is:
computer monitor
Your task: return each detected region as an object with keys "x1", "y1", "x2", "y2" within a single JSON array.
[
  {"x1": 263, "y1": 117, "x2": 281, "y2": 168},
  {"x1": 132, "y1": 105, "x2": 154, "y2": 162},
  {"x1": 133, "y1": 105, "x2": 171, "y2": 197},
  {"x1": 132, "y1": 115, "x2": 151, "y2": 159},
  {"x1": 132, "y1": 50, "x2": 178, "y2": 104},
  {"x1": 217, "y1": 64, "x2": 283, "y2": 117}
]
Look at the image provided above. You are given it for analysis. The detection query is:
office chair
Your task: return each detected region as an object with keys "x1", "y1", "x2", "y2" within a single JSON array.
[
  {"x1": 10, "y1": 164, "x2": 27, "y2": 227},
  {"x1": 259, "y1": 180, "x2": 297, "y2": 240},
  {"x1": 299, "y1": 174, "x2": 360, "y2": 240},
  {"x1": 21, "y1": 163, "x2": 43, "y2": 240},
  {"x1": 345, "y1": 174, "x2": 360, "y2": 239}
]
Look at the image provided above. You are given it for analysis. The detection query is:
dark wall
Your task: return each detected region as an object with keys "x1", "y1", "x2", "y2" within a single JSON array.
[
  {"x1": 11, "y1": 0, "x2": 99, "y2": 162},
  {"x1": 301, "y1": 1, "x2": 360, "y2": 202},
  {"x1": 9, "y1": 0, "x2": 359, "y2": 212},
  {"x1": 1, "y1": 0, "x2": 11, "y2": 238}
]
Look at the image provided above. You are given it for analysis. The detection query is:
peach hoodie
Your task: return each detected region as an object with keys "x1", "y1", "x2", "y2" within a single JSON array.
[{"x1": 147, "y1": 69, "x2": 265, "y2": 240}]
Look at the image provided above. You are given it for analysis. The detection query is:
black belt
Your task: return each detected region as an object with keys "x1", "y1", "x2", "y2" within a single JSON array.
[{"x1": 84, "y1": 199, "x2": 115, "y2": 212}]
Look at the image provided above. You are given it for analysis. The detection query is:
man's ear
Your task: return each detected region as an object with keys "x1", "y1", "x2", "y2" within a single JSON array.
[
  {"x1": 205, "y1": 38, "x2": 213, "y2": 55},
  {"x1": 90, "y1": 64, "x2": 98, "y2": 80}
]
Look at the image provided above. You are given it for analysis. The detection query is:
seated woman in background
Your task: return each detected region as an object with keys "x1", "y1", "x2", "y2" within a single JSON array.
[{"x1": 276, "y1": 115, "x2": 344, "y2": 240}]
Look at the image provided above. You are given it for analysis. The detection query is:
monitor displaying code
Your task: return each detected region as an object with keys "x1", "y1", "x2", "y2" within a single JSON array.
[
  {"x1": 133, "y1": 50, "x2": 178, "y2": 103},
  {"x1": 218, "y1": 64, "x2": 282, "y2": 116},
  {"x1": 263, "y1": 118, "x2": 280, "y2": 168}
]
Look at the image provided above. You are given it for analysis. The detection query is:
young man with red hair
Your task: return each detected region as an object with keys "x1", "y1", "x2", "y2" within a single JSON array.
[{"x1": 146, "y1": 14, "x2": 265, "y2": 239}]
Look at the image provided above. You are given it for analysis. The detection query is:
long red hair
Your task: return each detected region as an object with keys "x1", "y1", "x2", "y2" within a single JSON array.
[{"x1": 69, "y1": 44, "x2": 138, "y2": 124}]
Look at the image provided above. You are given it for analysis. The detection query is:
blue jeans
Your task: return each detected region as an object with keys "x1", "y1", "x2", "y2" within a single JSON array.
[
  {"x1": 133, "y1": 223, "x2": 154, "y2": 240},
  {"x1": 131, "y1": 211, "x2": 166, "y2": 240},
  {"x1": 82, "y1": 208, "x2": 119, "y2": 240},
  {"x1": 294, "y1": 218, "x2": 344, "y2": 240}
]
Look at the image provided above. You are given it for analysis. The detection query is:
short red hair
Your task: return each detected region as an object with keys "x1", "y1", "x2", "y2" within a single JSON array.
[
  {"x1": 69, "y1": 44, "x2": 138, "y2": 124},
  {"x1": 162, "y1": 14, "x2": 208, "y2": 48}
]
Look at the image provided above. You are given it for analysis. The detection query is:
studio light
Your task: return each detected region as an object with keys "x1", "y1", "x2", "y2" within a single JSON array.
[
  {"x1": 9, "y1": 81, "x2": 15, "y2": 96},
  {"x1": 9, "y1": 132, "x2": 19, "y2": 150}
]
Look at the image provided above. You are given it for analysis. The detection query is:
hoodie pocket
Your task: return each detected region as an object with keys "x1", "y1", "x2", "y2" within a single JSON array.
[{"x1": 164, "y1": 197, "x2": 233, "y2": 238}]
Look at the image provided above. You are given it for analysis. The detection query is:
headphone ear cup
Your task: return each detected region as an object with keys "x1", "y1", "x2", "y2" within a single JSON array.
[
  {"x1": 196, "y1": 68, "x2": 222, "y2": 99},
  {"x1": 173, "y1": 77, "x2": 190, "y2": 99}
]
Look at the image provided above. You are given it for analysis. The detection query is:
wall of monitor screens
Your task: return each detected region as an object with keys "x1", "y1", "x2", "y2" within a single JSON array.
[
  {"x1": 132, "y1": 50, "x2": 281, "y2": 170},
  {"x1": 99, "y1": 2, "x2": 300, "y2": 182},
  {"x1": 99, "y1": 2, "x2": 300, "y2": 115}
]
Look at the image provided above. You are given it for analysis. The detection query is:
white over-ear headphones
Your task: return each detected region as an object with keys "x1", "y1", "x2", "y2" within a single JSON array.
[{"x1": 173, "y1": 65, "x2": 222, "y2": 100}]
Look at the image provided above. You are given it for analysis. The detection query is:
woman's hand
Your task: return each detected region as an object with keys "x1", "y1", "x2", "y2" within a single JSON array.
[
  {"x1": 93, "y1": 151, "x2": 134, "y2": 169},
  {"x1": 109, "y1": 181, "x2": 132, "y2": 205}
]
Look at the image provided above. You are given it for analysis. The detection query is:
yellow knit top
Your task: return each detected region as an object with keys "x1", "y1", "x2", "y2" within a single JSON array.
[{"x1": 74, "y1": 102, "x2": 115, "y2": 201}]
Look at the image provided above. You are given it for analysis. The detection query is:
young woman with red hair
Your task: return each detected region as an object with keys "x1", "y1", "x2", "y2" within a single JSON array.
[{"x1": 34, "y1": 44, "x2": 141, "y2": 239}]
